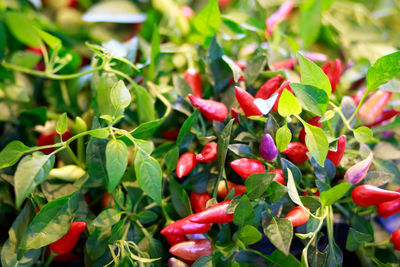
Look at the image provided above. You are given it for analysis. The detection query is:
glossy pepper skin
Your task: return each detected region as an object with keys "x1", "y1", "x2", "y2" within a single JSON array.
[
  {"x1": 269, "y1": 169, "x2": 286, "y2": 185},
  {"x1": 235, "y1": 87, "x2": 262, "y2": 117},
  {"x1": 176, "y1": 152, "x2": 197, "y2": 179},
  {"x1": 184, "y1": 68, "x2": 202, "y2": 98},
  {"x1": 189, "y1": 200, "x2": 233, "y2": 224},
  {"x1": 351, "y1": 185, "x2": 400, "y2": 207},
  {"x1": 265, "y1": 1, "x2": 294, "y2": 36},
  {"x1": 345, "y1": 153, "x2": 373, "y2": 184},
  {"x1": 231, "y1": 108, "x2": 240, "y2": 124},
  {"x1": 299, "y1": 117, "x2": 321, "y2": 144},
  {"x1": 190, "y1": 192, "x2": 211, "y2": 213},
  {"x1": 392, "y1": 229, "x2": 400, "y2": 250},
  {"x1": 377, "y1": 189, "x2": 400, "y2": 218},
  {"x1": 165, "y1": 234, "x2": 187, "y2": 246},
  {"x1": 367, "y1": 109, "x2": 400, "y2": 128},
  {"x1": 230, "y1": 158, "x2": 265, "y2": 179},
  {"x1": 169, "y1": 239, "x2": 212, "y2": 261},
  {"x1": 259, "y1": 134, "x2": 278, "y2": 161},
  {"x1": 50, "y1": 222, "x2": 86, "y2": 254},
  {"x1": 255, "y1": 74, "x2": 283, "y2": 99},
  {"x1": 285, "y1": 206, "x2": 309, "y2": 227},
  {"x1": 281, "y1": 142, "x2": 308, "y2": 164},
  {"x1": 38, "y1": 130, "x2": 71, "y2": 155},
  {"x1": 168, "y1": 257, "x2": 189, "y2": 267},
  {"x1": 196, "y1": 142, "x2": 217, "y2": 162},
  {"x1": 270, "y1": 59, "x2": 294, "y2": 70},
  {"x1": 160, "y1": 214, "x2": 211, "y2": 235},
  {"x1": 272, "y1": 81, "x2": 293, "y2": 113},
  {"x1": 321, "y1": 59, "x2": 342, "y2": 92},
  {"x1": 188, "y1": 94, "x2": 228, "y2": 122},
  {"x1": 217, "y1": 180, "x2": 246, "y2": 199},
  {"x1": 358, "y1": 90, "x2": 392, "y2": 125},
  {"x1": 326, "y1": 135, "x2": 347, "y2": 166}
]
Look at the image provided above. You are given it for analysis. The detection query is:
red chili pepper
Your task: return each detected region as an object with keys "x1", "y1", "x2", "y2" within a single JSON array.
[
  {"x1": 345, "y1": 153, "x2": 373, "y2": 184},
  {"x1": 281, "y1": 142, "x2": 308, "y2": 164},
  {"x1": 230, "y1": 158, "x2": 265, "y2": 179},
  {"x1": 265, "y1": 1, "x2": 294, "y2": 36},
  {"x1": 181, "y1": 6, "x2": 195, "y2": 20},
  {"x1": 366, "y1": 109, "x2": 400, "y2": 128},
  {"x1": 392, "y1": 229, "x2": 400, "y2": 250},
  {"x1": 231, "y1": 108, "x2": 240, "y2": 124},
  {"x1": 190, "y1": 192, "x2": 211, "y2": 213},
  {"x1": 184, "y1": 68, "x2": 202, "y2": 98},
  {"x1": 272, "y1": 81, "x2": 293, "y2": 113},
  {"x1": 50, "y1": 222, "x2": 86, "y2": 254},
  {"x1": 268, "y1": 169, "x2": 286, "y2": 185},
  {"x1": 326, "y1": 135, "x2": 347, "y2": 166},
  {"x1": 187, "y1": 94, "x2": 228, "y2": 122},
  {"x1": 217, "y1": 180, "x2": 246, "y2": 199},
  {"x1": 189, "y1": 200, "x2": 233, "y2": 224},
  {"x1": 358, "y1": 90, "x2": 392, "y2": 125},
  {"x1": 162, "y1": 129, "x2": 180, "y2": 141},
  {"x1": 196, "y1": 142, "x2": 217, "y2": 162},
  {"x1": 38, "y1": 130, "x2": 71, "y2": 155},
  {"x1": 160, "y1": 214, "x2": 211, "y2": 236},
  {"x1": 259, "y1": 134, "x2": 278, "y2": 161},
  {"x1": 229, "y1": 61, "x2": 246, "y2": 84},
  {"x1": 351, "y1": 185, "x2": 400, "y2": 207},
  {"x1": 176, "y1": 152, "x2": 197, "y2": 179},
  {"x1": 169, "y1": 239, "x2": 212, "y2": 261},
  {"x1": 299, "y1": 116, "x2": 322, "y2": 144},
  {"x1": 27, "y1": 46, "x2": 43, "y2": 55},
  {"x1": 321, "y1": 59, "x2": 342, "y2": 92},
  {"x1": 377, "y1": 189, "x2": 400, "y2": 218},
  {"x1": 270, "y1": 58, "x2": 294, "y2": 70},
  {"x1": 235, "y1": 87, "x2": 262, "y2": 117},
  {"x1": 165, "y1": 234, "x2": 187, "y2": 246},
  {"x1": 285, "y1": 206, "x2": 309, "y2": 227},
  {"x1": 255, "y1": 74, "x2": 283, "y2": 99}
]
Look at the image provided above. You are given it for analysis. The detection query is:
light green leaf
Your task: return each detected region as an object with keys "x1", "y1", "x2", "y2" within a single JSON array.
[
  {"x1": 239, "y1": 225, "x2": 262, "y2": 245},
  {"x1": 106, "y1": 139, "x2": 128, "y2": 192},
  {"x1": 320, "y1": 183, "x2": 351, "y2": 207},
  {"x1": 110, "y1": 80, "x2": 131, "y2": 111},
  {"x1": 56, "y1": 113, "x2": 68, "y2": 136},
  {"x1": 135, "y1": 150, "x2": 162, "y2": 204},
  {"x1": 0, "y1": 141, "x2": 30, "y2": 169},
  {"x1": 276, "y1": 124, "x2": 292, "y2": 152},
  {"x1": 245, "y1": 173, "x2": 275, "y2": 200},
  {"x1": 133, "y1": 83, "x2": 156, "y2": 123},
  {"x1": 233, "y1": 195, "x2": 254, "y2": 226},
  {"x1": 33, "y1": 27, "x2": 61, "y2": 49},
  {"x1": 304, "y1": 123, "x2": 329, "y2": 167},
  {"x1": 366, "y1": 51, "x2": 400, "y2": 93},
  {"x1": 192, "y1": 0, "x2": 221, "y2": 38},
  {"x1": 278, "y1": 89, "x2": 302, "y2": 117},
  {"x1": 264, "y1": 217, "x2": 293, "y2": 255},
  {"x1": 299, "y1": 0, "x2": 321, "y2": 49},
  {"x1": 353, "y1": 127, "x2": 373, "y2": 143},
  {"x1": 92, "y1": 208, "x2": 122, "y2": 227},
  {"x1": 291, "y1": 83, "x2": 329, "y2": 116},
  {"x1": 5, "y1": 12, "x2": 41, "y2": 47}
]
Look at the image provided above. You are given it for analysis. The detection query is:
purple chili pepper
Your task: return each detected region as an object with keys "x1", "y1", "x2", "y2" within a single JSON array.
[
  {"x1": 345, "y1": 153, "x2": 373, "y2": 184},
  {"x1": 259, "y1": 133, "x2": 278, "y2": 161}
]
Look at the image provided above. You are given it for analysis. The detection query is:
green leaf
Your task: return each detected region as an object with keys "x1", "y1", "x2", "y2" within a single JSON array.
[
  {"x1": 217, "y1": 119, "x2": 234, "y2": 171},
  {"x1": 88, "y1": 128, "x2": 109, "y2": 139},
  {"x1": 304, "y1": 122, "x2": 329, "y2": 167},
  {"x1": 96, "y1": 72, "x2": 118, "y2": 116},
  {"x1": 92, "y1": 208, "x2": 122, "y2": 227},
  {"x1": 276, "y1": 124, "x2": 292, "y2": 152},
  {"x1": 192, "y1": 0, "x2": 221, "y2": 38},
  {"x1": 222, "y1": 55, "x2": 244, "y2": 83},
  {"x1": 233, "y1": 195, "x2": 254, "y2": 226},
  {"x1": 129, "y1": 119, "x2": 162, "y2": 140},
  {"x1": 281, "y1": 158, "x2": 302, "y2": 184},
  {"x1": 353, "y1": 127, "x2": 373, "y2": 143},
  {"x1": 267, "y1": 181, "x2": 287, "y2": 203},
  {"x1": 133, "y1": 83, "x2": 156, "y2": 123},
  {"x1": 278, "y1": 89, "x2": 302, "y2": 117},
  {"x1": 56, "y1": 113, "x2": 68, "y2": 136},
  {"x1": 0, "y1": 22, "x2": 6, "y2": 61},
  {"x1": 345, "y1": 228, "x2": 372, "y2": 252},
  {"x1": 291, "y1": 83, "x2": 329, "y2": 116},
  {"x1": 134, "y1": 149, "x2": 162, "y2": 204},
  {"x1": 366, "y1": 51, "x2": 400, "y2": 93},
  {"x1": 238, "y1": 225, "x2": 262, "y2": 245},
  {"x1": 14, "y1": 152, "x2": 55, "y2": 208},
  {"x1": 266, "y1": 250, "x2": 301, "y2": 267},
  {"x1": 148, "y1": 24, "x2": 160, "y2": 81},
  {"x1": 192, "y1": 255, "x2": 213, "y2": 267},
  {"x1": 299, "y1": 0, "x2": 321, "y2": 49},
  {"x1": 5, "y1": 12, "x2": 41, "y2": 47},
  {"x1": 264, "y1": 217, "x2": 293, "y2": 255},
  {"x1": 245, "y1": 173, "x2": 274, "y2": 200},
  {"x1": 165, "y1": 146, "x2": 179, "y2": 173},
  {"x1": 111, "y1": 80, "x2": 131, "y2": 111},
  {"x1": 176, "y1": 109, "x2": 200, "y2": 147},
  {"x1": 286, "y1": 169, "x2": 303, "y2": 208},
  {"x1": 0, "y1": 141, "x2": 30, "y2": 169},
  {"x1": 320, "y1": 182, "x2": 351, "y2": 207},
  {"x1": 244, "y1": 55, "x2": 268, "y2": 86},
  {"x1": 169, "y1": 178, "x2": 192, "y2": 217},
  {"x1": 11, "y1": 51, "x2": 41, "y2": 69},
  {"x1": 33, "y1": 27, "x2": 61, "y2": 49},
  {"x1": 106, "y1": 139, "x2": 128, "y2": 192}
]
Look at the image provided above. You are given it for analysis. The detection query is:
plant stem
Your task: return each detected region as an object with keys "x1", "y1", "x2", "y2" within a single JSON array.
[
  {"x1": 65, "y1": 144, "x2": 85, "y2": 168},
  {"x1": 147, "y1": 81, "x2": 172, "y2": 119},
  {"x1": 329, "y1": 102, "x2": 354, "y2": 131},
  {"x1": 43, "y1": 251, "x2": 56, "y2": 267}
]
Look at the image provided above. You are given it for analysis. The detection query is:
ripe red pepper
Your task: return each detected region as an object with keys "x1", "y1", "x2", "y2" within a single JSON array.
[
  {"x1": 281, "y1": 142, "x2": 308, "y2": 164},
  {"x1": 272, "y1": 81, "x2": 293, "y2": 113},
  {"x1": 255, "y1": 74, "x2": 283, "y2": 99},
  {"x1": 169, "y1": 239, "x2": 212, "y2": 261},
  {"x1": 218, "y1": 0, "x2": 233, "y2": 9},
  {"x1": 351, "y1": 185, "x2": 400, "y2": 207},
  {"x1": 358, "y1": 90, "x2": 392, "y2": 125},
  {"x1": 162, "y1": 129, "x2": 180, "y2": 141},
  {"x1": 235, "y1": 87, "x2": 262, "y2": 117},
  {"x1": 190, "y1": 192, "x2": 211, "y2": 213},
  {"x1": 231, "y1": 108, "x2": 240, "y2": 124},
  {"x1": 188, "y1": 94, "x2": 228, "y2": 122},
  {"x1": 321, "y1": 59, "x2": 342, "y2": 92},
  {"x1": 366, "y1": 109, "x2": 400, "y2": 128},
  {"x1": 230, "y1": 158, "x2": 265, "y2": 179},
  {"x1": 259, "y1": 134, "x2": 278, "y2": 161},
  {"x1": 160, "y1": 214, "x2": 211, "y2": 235},
  {"x1": 196, "y1": 142, "x2": 217, "y2": 162},
  {"x1": 326, "y1": 135, "x2": 347, "y2": 166},
  {"x1": 377, "y1": 189, "x2": 400, "y2": 218},
  {"x1": 270, "y1": 58, "x2": 294, "y2": 70},
  {"x1": 230, "y1": 61, "x2": 246, "y2": 84},
  {"x1": 176, "y1": 152, "x2": 197, "y2": 179},
  {"x1": 285, "y1": 206, "x2": 309, "y2": 227},
  {"x1": 299, "y1": 116, "x2": 322, "y2": 144},
  {"x1": 189, "y1": 200, "x2": 233, "y2": 224},
  {"x1": 184, "y1": 68, "x2": 202, "y2": 98},
  {"x1": 217, "y1": 180, "x2": 246, "y2": 199},
  {"x1": 165, "y1": 234, "x2": 187, "y2": 246},
  {"x1": 27, "y1": 46, "x2": 43, "y2": 55},
  {"x1": 269, "y1": 169, "x2": 286, "y2": 185},
  {"x1": 265, "y1": 1, "x2": 294, "y2": 36},
  {"x1": 345, "y1": 153, "x2": 373, "y2": 184},
  {"x1": 38, "y1": 130, "x2": 71, "y2": 155},
  {"x1": 50, "y1": 222, "x2": 86, "y2": 254},
  {"x1": 392, "y1": 229, "x2": 400, "y2": 250}
]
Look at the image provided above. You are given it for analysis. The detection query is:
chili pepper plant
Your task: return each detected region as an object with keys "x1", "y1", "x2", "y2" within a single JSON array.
[{"x1": 1, "y1": 0, "x2": 400, "y2": 266}]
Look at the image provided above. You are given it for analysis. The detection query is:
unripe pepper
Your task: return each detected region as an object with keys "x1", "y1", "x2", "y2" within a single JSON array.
[
  {"x1": 235, "y1": 87, "x2": 262, "y2": 117},
  {"x1": 230, "y1": 158, "x2": 265, "y2": 179},
  {"x1": 392, "y1": 229, "x2": 400, "y2": 250},
  {"x1": 285, "y1": 206, "x2": 309, "y2": 227},
  {"x1": 345, "y1": 153, "x2": 373, "y2": 184},
  {"x1": 176, "y1": 152, "x2": 197, "y2": 179},
  {"x1": 190, "y1": 192, "x2": 211, "y2": 213},
  {"x1": 281, "y1": 142, "x2": 308, "y2": 164},
  {"x1": 351, "y1": 185, "x2": 400, "y2": 207},
  {"x1": 259, "y1": 134, "x2": 278, "y2": 161},
  {"x1": 299, "y1": 116, "x2": 322, "y2": 144},
  {"x1": 50, "y1": 222, "x2": 86, "y2": 254},
  {"x1": 265, "y1": 1, "x2": 294, "y2": 36},
  {"x1": 184, "y1": 68, "x2": 202, "y2": 97},
  {"x1": 165, "y1": 234, "x2": 187, "y2": 246},
  {"x1": 160, "y1": 214, "x2": 211, "y2": 235},
  {"x1": 255, "y1": 74, "x2": 283, "y2": 99},
  {"x1": 377, "y1": 189, "x2": 400, "y2": 218},
  {"x1": 169, "y1": 239, "x2": 212, "y2": 261},
  {"x1": 189, "y1": 200, "x2": 233, "y2": 224},
  {"x1": 326, "y1": 135, "x2": 347, "y2": 166},
  {"x1": 358, "y1": 90, "x2": 392, "y2": 125},
  {"x1": 196, "y1": 142, "x2": 217, "y2": 162},
  {"x1": 272, "y1": 81, "x2": 293, "y2": 113},
  {"x1": 217, "y1": 180, "x2": 246, "y2": 199},
  {"x1": 321, "y1": 59, "x2": 342, "y2": 92},
  {"x1": 38, "y1": 130, "x2": 71, "y2": 155},
  {"x1": 188, "y1": 94, "x2": 228, "y2": 122},
  {"x1": 269, "y1": 169, "x2": 286, "y2": 185},
  {"x1": 367, "y1": 109, "x2": 400, "y2": 128}
]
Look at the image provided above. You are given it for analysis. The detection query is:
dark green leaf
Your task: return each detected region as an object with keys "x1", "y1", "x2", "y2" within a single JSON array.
[
  {"x1": 0, "y1": 141, "x2": 30, "y2": 169},
  {"x1": 217, "y1": 119, "x2": 234, "y2": 171},
  {"x1": 228, "y1": 144, "x2": 253, "y2": 158},
  {"x1": 244, "y1": 55, "x2": 268, "y2": 86},
  {"x1": 133, "y1": 83, "x2": 156, "y2": 123},
  {"x1": 148, "y1": 24, "x2": 160, "y2": 80},
  {"x1": 165, "y1": 146, "x2": 179, "y2": 173},
  {"x1": 129, "y1": 119, "x2": 162, "y2": 140},
  {"x1": 176, "y1": 109, "x2": 200, "y2": 147},
  {"x1": 345, "y1": 228, "x2": 372, "y2": 252},
  {"x1": 238, "y1": 225, "x2": 262, "y2": 245},
  {"x1": 281, "y1": 158, "x2": 302, "y2": 184},
  {"x1": 233, "y1": 195, "x2": 254, "y2": 226},
  {"x1": 245, "y1": 173, "x2": 274, "y2": 200},
  {"x1": 267, "y1": 181, "x2": 287, "y2": 203},
  {"x1": 169, "y1": 177, "x2": 192, "y2": 217}
]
